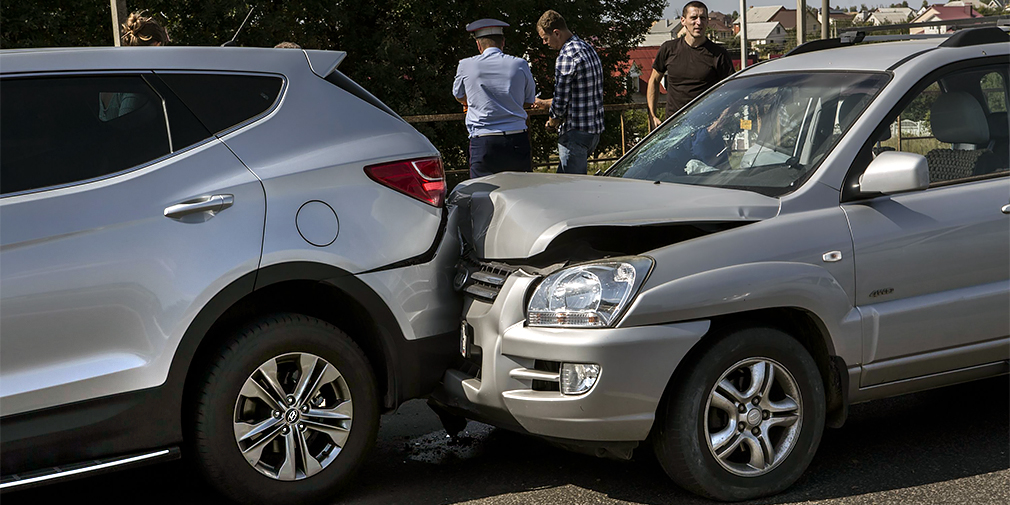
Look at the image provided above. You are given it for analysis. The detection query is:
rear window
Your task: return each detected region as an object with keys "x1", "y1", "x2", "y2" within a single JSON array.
[
  {"x1": 1, "y1": 75, "x2": 172, "y2": 195},
  {"x1": 324, "y1": 69, "x2": 400, "y2": 119},
  {"x1": 157, "y1": 73, "x2": 283, "y2": 134}
]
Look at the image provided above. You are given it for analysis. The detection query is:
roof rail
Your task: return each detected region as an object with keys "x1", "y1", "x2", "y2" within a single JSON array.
[
  {"x1": 785, "y1": 15, "x2": 1009, "y2": 57},
  {"x1": 939, "y1": 26, "x2": 1010, "y2": 47}
]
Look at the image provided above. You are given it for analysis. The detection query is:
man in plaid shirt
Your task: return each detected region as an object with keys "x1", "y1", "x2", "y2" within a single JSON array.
[{"x1": 534, "y1": 10, "x2": 605, "y2": 175}]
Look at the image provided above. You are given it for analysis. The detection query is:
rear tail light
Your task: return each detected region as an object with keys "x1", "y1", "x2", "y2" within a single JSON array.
[{"x1": 364, "y1": 156, "x2": 446, "y2": 207}]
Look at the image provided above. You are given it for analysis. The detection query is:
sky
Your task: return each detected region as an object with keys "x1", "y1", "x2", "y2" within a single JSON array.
[{"x1": 660, "y1": 0, "x2": 911, "y2": 18}]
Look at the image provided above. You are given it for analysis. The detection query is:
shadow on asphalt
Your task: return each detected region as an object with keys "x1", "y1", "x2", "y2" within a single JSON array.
[{"x1": 5, "y1": 376, "x2": 1007, "y2": 505}]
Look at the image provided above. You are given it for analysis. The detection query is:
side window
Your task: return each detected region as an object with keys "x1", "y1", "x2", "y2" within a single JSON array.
[
  {"x1": 873, "y1": 64, "x2": 1008, "y2": 185},
  {"x1": 980, "y1": 71, "x2": 1007, "y2": 113},
  {"x1": 1, "y1": 75, "x2": 171, "y2": 195},
  {"x1": 157, "y1": 73, "x2": 283, "y2": 134}
]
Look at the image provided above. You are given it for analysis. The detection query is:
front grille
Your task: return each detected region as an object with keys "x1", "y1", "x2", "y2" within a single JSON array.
[{"x1": 456, "y1": 254, "x2": 519, "y2": 302}]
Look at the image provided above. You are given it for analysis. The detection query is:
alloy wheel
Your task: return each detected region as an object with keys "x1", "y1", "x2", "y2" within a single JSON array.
[
  {"x1": 232, "y1": 352, "x2": 353, "y2": 481},
  {"x1": 703, "y1": 357, "x2": 802, "y2": 477}
]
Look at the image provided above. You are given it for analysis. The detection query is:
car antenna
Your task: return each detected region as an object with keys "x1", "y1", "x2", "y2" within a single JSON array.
[{"x1": 221, "y1": 6, "x2": 255, "y2": 47}]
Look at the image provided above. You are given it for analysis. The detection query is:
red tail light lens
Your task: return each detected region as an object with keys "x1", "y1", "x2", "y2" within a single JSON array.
[{"x1": 364, "y1": 156, "x2": 446, "y2": 207}]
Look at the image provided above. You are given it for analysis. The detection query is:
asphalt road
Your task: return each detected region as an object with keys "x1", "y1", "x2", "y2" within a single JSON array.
[{"x1": 7, "y1": 376, "x2": 1008, "y2": 505}]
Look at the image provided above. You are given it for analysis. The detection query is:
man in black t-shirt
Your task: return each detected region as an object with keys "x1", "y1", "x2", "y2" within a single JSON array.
[{"x1": 647, "y1": 1, "x2": 734, "y2": 129}]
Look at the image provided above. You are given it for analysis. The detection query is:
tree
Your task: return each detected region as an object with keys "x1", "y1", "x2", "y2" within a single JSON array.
[{"x1": 0, "y1": 0, "x2": 665, "y2": 177}]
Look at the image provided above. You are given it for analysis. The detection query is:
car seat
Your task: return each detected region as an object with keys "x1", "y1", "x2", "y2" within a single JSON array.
[{"x1": 925, "y1": 91, "x2": 994, "y2": 182}]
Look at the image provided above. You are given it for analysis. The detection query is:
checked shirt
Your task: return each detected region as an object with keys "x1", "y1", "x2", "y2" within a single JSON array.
[{"x1": 549, "y1": 35, "x2": 605, "y2": 135}]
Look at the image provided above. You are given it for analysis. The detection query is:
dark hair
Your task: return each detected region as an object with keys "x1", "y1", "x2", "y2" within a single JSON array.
[
  {"x1": 682, "y1": 1, "x2": 709, "y2": 17},
  {"x1": 121, "y1": 12, "x2": 169, "y2": 46},
  {"x1": 476, "y1": 34, "x2": 505, "y2": 47},
  {"x1": 537, "y1": 10, "x2": 568, "y2": 33},
  {"x1": 274, "y1": 41, "x2": 301, "y2": 49}
]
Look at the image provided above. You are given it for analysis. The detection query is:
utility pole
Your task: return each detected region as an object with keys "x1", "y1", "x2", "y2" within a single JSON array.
[
  {"x1": 796, "y1": 0, "x2": 806, "y2": 46},
  {"x1": 822, "y1": 0, "x2": 830, "y2": 40},
  {"x1": 739, "y1": 0, "x2": 748, "y2": 70},
  {"x1": 110, "y1": 0, "x2": 127, "y2": 46}
]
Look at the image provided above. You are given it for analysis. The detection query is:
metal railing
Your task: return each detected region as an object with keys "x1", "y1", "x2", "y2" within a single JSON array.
[{"x1": 401, "y1": 102, "x2": 662, "y2": 175}]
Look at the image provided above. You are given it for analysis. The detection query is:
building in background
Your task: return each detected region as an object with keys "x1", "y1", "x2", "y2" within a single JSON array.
[
  {"x1": 737, "y1": 21, "x2": 788, "y2": 46},
  {"x1": 910, "y1": 4, "x2": 983, "y2": 33},
  {"x1": 642, "y1": 19, "x2": 682, "y2": 46},
  {"x1": 735, "y1": 5, "x2": 821, "y2": 35},
  {"x1": 868, "y1": 7, "x2": 916, "y2": 24}
]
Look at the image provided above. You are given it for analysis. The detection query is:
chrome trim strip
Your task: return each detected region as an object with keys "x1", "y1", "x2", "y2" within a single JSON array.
[
  {"x1": 471, "y1": 271, "x2": 506, "y2": 285},
  {"x1": 464, "y1": 284, "x2": 499, "y2": 300},
  {"x1": 509, "y1": 369, "x2": 561, "y2": 382},
  {"x1": 0, "y1": 449, "x2": 171, "y2": 490}
]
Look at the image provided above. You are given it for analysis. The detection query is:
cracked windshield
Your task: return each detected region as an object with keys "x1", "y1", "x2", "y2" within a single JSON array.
[{"x1": 608, "y1": 72, "x2": 889, "y2": 196}]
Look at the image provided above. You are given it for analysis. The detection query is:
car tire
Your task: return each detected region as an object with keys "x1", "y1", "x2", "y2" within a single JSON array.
[
  {"x1": 653, "y1": 326, "x2": 825, "y2": 501},
  {"x1": 191, "y1": 313, "x2": 379, "y2": 505}
]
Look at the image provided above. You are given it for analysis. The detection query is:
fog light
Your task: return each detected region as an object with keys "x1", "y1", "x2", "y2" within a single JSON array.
[{"x1": 561, "y1": 363, "x2": 600, "y2": 395}]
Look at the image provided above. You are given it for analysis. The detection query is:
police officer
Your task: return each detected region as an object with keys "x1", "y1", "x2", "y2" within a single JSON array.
[{"x1": 453, "y1": 19, "x2": 537, "y2": 178}]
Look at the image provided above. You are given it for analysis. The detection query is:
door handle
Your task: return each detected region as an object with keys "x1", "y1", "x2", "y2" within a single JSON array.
[
  {"x1": 1003, "y1": 204, "x2": 1010, "y2": 215},
  {"x1": 164, "y1": 194, "x2": 234, "y2": 219}
]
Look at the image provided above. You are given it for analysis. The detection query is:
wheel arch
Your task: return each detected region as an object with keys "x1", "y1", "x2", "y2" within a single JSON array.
[
  {"x1": 657, "y1": 307, "x2": 848, "y2": 438},
  {"x1": 706, "y1": 307, "x2": 848, "y2": 428},
  {"x1": 171, "y1": 262, "x2": 406, "y2": 437}
]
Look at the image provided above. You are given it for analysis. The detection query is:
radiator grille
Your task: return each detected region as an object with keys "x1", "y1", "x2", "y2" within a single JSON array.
[{"x1": 455, "y1": 254, "x2": 519, "y2": 302}]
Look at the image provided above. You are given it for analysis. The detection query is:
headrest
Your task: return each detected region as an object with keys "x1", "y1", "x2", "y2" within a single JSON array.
[
  {"x1": 987, "y1": 111, "x2": 1008, "y2": 140},
  {"x1": 838, "y1": 93, "x2": 869, "y2": 130},
  {"x1": 930, "y1": 91, "x2": 989, "y2": 145}
]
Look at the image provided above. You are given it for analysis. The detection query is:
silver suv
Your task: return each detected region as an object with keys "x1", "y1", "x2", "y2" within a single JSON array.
[
  {"x1": 434, "y1": 27, "x2": 1009, "y2": 501},
  {"x1": 0, "y1": 47, "x2": 460, "y2": 503}
]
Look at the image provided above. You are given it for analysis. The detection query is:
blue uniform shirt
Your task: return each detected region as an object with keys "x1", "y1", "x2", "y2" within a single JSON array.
[{"x1": 453, "y1": 47, "x2": 536, "y2": 138}]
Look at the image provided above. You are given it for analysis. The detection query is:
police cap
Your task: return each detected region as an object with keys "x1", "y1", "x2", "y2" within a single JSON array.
[{"x1": 466, "y1": 18, "x2": 509, "y2": 38}]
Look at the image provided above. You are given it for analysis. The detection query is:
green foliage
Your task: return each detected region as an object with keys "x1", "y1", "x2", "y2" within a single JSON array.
[
  {"x1": 1, "y1": 0, "x2": 664, "y2": 177},
  {"x1": 1, "y1": 1, "x2": 112, "y2": 48}
]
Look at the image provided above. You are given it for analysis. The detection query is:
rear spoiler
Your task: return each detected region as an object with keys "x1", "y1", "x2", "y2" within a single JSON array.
[
  {"x1": 304, "y1": 50, "x2": 347, "y2": 78},
  {"x1": 302, "y1": 49, "x2": 402, "y2": 121}
]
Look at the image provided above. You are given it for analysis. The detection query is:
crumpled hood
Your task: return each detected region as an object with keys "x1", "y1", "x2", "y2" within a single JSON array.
[{"x1": 449, "y1": 172, "x2": 781, "y2": 260}]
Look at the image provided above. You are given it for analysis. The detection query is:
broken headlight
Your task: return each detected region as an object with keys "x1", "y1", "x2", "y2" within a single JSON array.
[{"x1": 526, "y1": 257, "x2": 653, "y2": 328}]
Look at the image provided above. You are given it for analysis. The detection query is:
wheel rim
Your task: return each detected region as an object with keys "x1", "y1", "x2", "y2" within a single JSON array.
[
  {"x1": 703, "y1": 357, "x2": 802, "y2": 477},
  {"x1": 233, "y1": 352, "x2": 353, "y2": 481}
]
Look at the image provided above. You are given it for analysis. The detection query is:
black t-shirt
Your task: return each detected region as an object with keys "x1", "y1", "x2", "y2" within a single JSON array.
[{"x1": 652, "y1": 37, "x2": 734, "y2": 114}]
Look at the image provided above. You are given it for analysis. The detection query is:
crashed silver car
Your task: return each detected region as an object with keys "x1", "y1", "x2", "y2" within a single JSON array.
[
  {"x1": 433, "y1": 27, "x2": 1009, "y2": 500},
  {"x1": 0, "y1": 46, "x2": 459, "y2": 504}
]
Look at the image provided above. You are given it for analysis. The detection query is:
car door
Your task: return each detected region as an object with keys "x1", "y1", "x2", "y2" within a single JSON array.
[
  {"x1": 0, "y1": 72, "x2": 268, "y2": 416},
  {"x1": 842, "y1": 61, "x2": 1010, "y2": 387}
]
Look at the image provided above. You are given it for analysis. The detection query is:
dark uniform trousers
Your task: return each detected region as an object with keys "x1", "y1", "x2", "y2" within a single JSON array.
[{"x1": 468, "y1": 131, "x2": 532, "y2": 178}]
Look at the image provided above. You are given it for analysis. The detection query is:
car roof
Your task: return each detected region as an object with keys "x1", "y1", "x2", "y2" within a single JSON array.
[
  {"x1": 738, "y1": 39, "x2": 944, "y2": 75},
  {"x1": 0, "y1": 46, "x2": 345, "y2": 76}
]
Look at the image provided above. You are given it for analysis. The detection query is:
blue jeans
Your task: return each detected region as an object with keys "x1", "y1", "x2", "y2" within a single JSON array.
[{"x1": 557, "y1": 129, "x2": 600, "y2": 175}]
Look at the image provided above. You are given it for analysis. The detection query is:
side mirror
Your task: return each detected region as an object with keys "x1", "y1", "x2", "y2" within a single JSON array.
[{"x1": 859, "y1": 151, "x2": 929, "y2": 194}]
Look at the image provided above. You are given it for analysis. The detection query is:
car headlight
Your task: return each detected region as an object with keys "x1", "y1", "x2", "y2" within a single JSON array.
[{"x1": 526, "y1": 257, "x2": 653, "y2": 328}]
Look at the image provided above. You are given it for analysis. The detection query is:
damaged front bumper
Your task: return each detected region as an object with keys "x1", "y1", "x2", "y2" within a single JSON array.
[{"x1": 432, "y1": 268, "x2": 711, "y2": 444}]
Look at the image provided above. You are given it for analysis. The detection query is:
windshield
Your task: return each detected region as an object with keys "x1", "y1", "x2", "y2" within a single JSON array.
[{"x1": 607, "y1": 72, "x2": 889, "y2": 196}]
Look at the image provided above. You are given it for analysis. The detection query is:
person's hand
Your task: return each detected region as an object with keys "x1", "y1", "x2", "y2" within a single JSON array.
[
  {"x1": 534, "y1": 97, "x2": 552, "y2": 110},
  {"x1": 707, "y1": 107, "x2": 732, "y2": 134},
  {"x1": 545, "y1": 116, "x2": 561, "y2": 130},
  {"x1": 647, "y1": 112, "x2": 659, "y2": 130}
]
